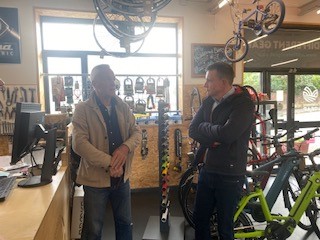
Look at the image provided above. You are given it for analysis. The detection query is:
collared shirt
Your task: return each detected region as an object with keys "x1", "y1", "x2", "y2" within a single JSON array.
[
  {"x1": 211, "y1": 86, "x2": 235, "y2": 113},
  {"x1": 210, "y1": 86, "x2": 235, "y2": 121}
]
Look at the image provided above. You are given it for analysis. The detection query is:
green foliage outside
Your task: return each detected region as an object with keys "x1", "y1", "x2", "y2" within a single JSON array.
[{"x1": 243, "y1": 73, "x2": 320, "y2": 95}]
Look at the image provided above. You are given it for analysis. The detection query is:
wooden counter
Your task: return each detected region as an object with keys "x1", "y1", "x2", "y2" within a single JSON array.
[{"x1": 0, "y1": 165, "x2": 70, "y2": 240}]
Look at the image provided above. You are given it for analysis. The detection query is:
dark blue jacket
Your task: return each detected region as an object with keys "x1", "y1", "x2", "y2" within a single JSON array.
[{"x1": 189, "y1": 86, "x2": 254, "y2": 176}]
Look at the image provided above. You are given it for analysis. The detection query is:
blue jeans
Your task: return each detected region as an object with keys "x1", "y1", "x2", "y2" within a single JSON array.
[
  {"x1": 81, "y1": 180, "x2": 132, "y2": 240},
  {"x1": 193, "y1": 169, "x2": 244, "y2": 240}
]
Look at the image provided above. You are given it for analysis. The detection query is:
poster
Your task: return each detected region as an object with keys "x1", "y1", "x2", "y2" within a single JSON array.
[{"x1": 0, "y1": 7, "x2": 21, "y2": 63}]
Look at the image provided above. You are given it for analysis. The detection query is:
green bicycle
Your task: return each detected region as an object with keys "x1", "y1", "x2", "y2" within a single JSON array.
[{"x1": 234, "y1": 148, "x2": 320, "y2": 239}]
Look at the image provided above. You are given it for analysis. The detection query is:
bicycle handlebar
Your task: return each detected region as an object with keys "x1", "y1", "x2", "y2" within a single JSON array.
[
  {"x1": 261, "y1": 128, "x2": 319, "y2": 147},
  {"x1": 279, "y1": 127, "x2": 319, "y2": 144},
  {"x1": 305, "y1": 148, "x2": 320, "y2": 172}
]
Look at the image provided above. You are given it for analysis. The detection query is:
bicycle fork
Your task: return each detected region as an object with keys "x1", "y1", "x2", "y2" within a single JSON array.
[{"x1": 289, "y1": 172, "x2": 320, "y2": 228}]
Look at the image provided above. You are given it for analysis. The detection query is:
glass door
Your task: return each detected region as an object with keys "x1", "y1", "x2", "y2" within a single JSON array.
[
  {"x1": 294, "y1": 74, "x2": 320, "y2": 124},
  {"x1": 294, "y1": 74, "x2": 320, "y2": 156},
  {"x1": 269, "y1": 74, "x2": 288, "y2": 124},
  {"x1": 267, "y1": 72, "x2": 320, "y2": 162}
]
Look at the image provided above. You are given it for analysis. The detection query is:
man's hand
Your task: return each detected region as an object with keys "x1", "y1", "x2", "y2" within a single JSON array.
[
  {"x1": 110, "y1": 144, "x2": 129, "y2": 170},
  {"x1": 109, "y1": 165, "x2": 124, "y2": 177}
]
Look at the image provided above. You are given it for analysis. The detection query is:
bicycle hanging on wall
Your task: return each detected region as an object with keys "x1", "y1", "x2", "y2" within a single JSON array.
[{"x1": 224, "y1": 0, "x2": 285, "y2": 62}]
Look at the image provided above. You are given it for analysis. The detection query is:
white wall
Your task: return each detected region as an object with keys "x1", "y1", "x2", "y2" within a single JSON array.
[{"x1": 0, "y1": 0, "x2": 318, "y2": 88}]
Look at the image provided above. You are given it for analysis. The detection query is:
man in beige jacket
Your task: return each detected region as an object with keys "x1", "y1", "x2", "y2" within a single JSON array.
[{"x1": 72, "y1": 64, "x2": 141, "y2": 240}]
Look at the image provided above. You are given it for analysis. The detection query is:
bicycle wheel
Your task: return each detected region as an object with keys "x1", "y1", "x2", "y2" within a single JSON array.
[
  {"x1": 210, "y1": 211, "x2": 255, "y2": 239},
  {"x1": 178, "y1": 166, "x2": 196, "y2": 210},
  {"x1": 234, "y1": 212, "x2": 256, "y2": 240},
  {"x1": 261, "y1": 0, "x2": 285, "y2": 35},
  {"x1": 243, "y1": 85, "x2": 260, "y2": 113},
  {"x1": 282, "y1": 170, "x2": 320, "y2": 231},
  {"x1": 224, "y1": 36, "x2": 249, "y2": 62},
  {"x1": 179, "y1": 167, "x2": 198, "y2": 228},
  {"x1": 179, "y1": 167, "x2": 216, "y2": 231},
  {"x1": 180, "y1": 171, "x2": 255, "y2": 239}
]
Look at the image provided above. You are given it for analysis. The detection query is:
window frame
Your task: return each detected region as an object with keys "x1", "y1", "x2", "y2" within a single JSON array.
[{"x1": 35, "y1": 9, "x2": 183, "y2": 113}]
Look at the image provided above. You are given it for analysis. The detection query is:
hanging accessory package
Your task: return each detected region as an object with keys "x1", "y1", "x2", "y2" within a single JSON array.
[
  {"x1": 134, "y1": 77, "x2": 145, "y2": 94},
  {"x1": 156, "y1": 77, "x2": 165, "y2": 97},
  {"x1": 173, "y1": 128, "x2": 182, "y2": 172},
  {"x1": 135, "y1": 99, "x2": 146, "y2": 114},
  {"x1": 147, "y1": 94, "x2": 155, "y2": 110},
  {"x1": 124, "y1": 95, "x2": 134, "y2": 110},
  {"x1": 146, "y1": 77, "x2": 156, "y2": 94},
  {"x1": 124, "y1": 77, "x2": 134, "y2": 96},
  {"x1": 141, "y1": 129, "x2": 148, "y2": 159}
]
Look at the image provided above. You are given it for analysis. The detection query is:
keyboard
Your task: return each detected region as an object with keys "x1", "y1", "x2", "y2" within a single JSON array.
[{"x1": 0, "y1": 176, "x2": 17, "y2": 202}]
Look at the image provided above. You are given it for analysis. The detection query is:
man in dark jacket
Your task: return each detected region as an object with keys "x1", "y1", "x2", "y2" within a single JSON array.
[{"x1": 189, "y1": 62, "x2": 254, "y2": 240}]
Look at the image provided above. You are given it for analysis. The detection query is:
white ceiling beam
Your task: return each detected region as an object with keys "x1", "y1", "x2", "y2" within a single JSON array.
[{"x1": 298, "y1": 0, "x2": 320, "y2": 16}]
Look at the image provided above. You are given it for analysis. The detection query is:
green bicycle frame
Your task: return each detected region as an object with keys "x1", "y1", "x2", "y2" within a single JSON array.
[{"x1": 234, "y1": 172, "x2": 320, "y2": 239}]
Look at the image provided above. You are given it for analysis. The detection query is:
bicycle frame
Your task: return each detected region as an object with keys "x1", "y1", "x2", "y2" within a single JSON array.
[
  {"x1": 233, "y1": 2, "x2": 267, "y2": 37},
  {"x1": 255, "y1": 149, "x2": 302, "y2": 209},
  {"x1": 234, "y1": 171, "x2": 320, "y2": 239}
]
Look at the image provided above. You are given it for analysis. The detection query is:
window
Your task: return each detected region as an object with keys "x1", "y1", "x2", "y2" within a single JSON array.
[
  {"x1": 243, "y1": 72, "x2": 262, "y2": 93},
  {"x1": 39, "y1": 15, "x2": 181, "y2": 114}
]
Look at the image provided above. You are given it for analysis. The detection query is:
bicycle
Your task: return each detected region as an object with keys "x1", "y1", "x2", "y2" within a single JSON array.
[
  {"x1": 179, "y1": 128, "x2": 320, "y2": 234},
  {"x1": 224, "y1": 0, "x2": 286, "y2": 62},
  {"x1": 234, "y1": 147, "x2": 320, "y2": 239}
]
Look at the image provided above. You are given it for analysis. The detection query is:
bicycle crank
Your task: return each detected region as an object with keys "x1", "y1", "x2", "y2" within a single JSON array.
[{"x1": 265, "y1": 219, "x2": 296, "y2": 240}]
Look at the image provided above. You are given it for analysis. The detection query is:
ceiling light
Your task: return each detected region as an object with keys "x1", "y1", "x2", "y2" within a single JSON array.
[
  {"x1": 271, "y1": 58, "x2": 298, "y2": 67},
  {"x1": 317, "y1": 9, "x2": 320, "y2": 14},
  {"x1": 282, "y1": 37, "x2": 320, "y2": 51},
  {"x1": 248, "y1": 34, "x2": 268, "y2": 44},
  {"x1": 244, "y1": 59, "x2": 253, "y2": 64},
  {"x1": 218, "y1": 0, "x2": 228, "y2": 8}
]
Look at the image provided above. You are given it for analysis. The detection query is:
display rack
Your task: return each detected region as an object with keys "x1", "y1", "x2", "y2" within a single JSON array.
[
  {"x1": 42, "y1": 73, "x2": 179, "y2": 113},
  {"x1": 158, "y1": 100, "x2": 170, "y2": 232},
  {"x1": 142, "y1": 100, "x2": 184, "y2": 240}
]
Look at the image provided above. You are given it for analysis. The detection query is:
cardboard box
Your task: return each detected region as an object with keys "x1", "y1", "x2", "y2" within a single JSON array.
[{"x1": 71, "y1": 186, "x2": 84, "y2": 239}]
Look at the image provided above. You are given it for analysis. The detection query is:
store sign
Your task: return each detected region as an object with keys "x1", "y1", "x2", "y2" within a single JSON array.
[
  {"x1": 0, "y1": 7, "x2": 21, "y2": 64},
  {"x1": 244, "y1": 29, "x2": 320, "y2": 69}
]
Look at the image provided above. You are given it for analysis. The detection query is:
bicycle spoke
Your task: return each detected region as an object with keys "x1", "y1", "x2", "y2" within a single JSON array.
[
  {"x1": 261, "y1": 0, "x2": 285, "y2": 35},
  {"x1": 224, "y1": 36, "x2": 248, "y2": 62}
]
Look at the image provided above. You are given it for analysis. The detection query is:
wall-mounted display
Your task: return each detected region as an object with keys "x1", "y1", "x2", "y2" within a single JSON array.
[{"x1": 0, "y1": 7, "x2": 21, "y2": 64}]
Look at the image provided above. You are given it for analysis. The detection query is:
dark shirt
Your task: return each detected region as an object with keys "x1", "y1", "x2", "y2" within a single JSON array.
[{"x1": 95, "y1": 94, "x2": 124, "y2": 186}]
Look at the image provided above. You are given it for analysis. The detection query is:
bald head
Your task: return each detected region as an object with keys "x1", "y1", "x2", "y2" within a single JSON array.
[
  {"x1": 90, "y1": 64, "x2": 116, "y2": 101},
  {"x1": 91, "y1": 64, "x2": 113, "y2": 83}
]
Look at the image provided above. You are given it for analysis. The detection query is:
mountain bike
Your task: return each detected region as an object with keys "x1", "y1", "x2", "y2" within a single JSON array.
[{"x1": 224, "y1": 0, "x2": 285, "y2": 62}]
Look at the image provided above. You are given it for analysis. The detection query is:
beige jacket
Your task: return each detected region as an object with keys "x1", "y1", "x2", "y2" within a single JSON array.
[{"x1": 72, "y1": 94, "x2": 141, "y2": 187}]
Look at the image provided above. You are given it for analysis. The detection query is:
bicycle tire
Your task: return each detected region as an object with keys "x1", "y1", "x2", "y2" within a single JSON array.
[
  {"x1": 224, "y1": 36, "x2": 249, "y2": 62},
  {"x1": 261, "y1": 0, "x2": 285, "y2": 35},
  {"x1": 234, "y1": 212, "x2": 256, "y2": 240},
  {"x1": 179, "y1": 170, "x2": 255, "y2": 239},
  {"x1": 209, "y1": 211, "x2": 255, "y2": 239},
  {"x1": 179, "y1": 167, "x2": 197, "y2": 228},
  {"x1": 178, "y1": 166, "x2": 196, "y2": 210},
  {"x1": 282, "y1": 170, "x2": 320, "y2": 231},
  {"x1": 243, "y1": 85, "x2": 260, "y2": 113}
]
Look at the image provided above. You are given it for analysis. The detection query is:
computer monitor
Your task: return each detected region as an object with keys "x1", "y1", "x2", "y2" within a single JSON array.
[
  {"x1": 11, "y1": 102, "x2": 44, "y2": 165},
  {"x1": 11, "y1": 102, "x2": 58, "y2": 188}
]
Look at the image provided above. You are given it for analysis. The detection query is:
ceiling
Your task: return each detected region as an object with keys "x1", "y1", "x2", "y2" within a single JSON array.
[{"x1": 180, "y1": 0, "x2": 320, "y2": 16}]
